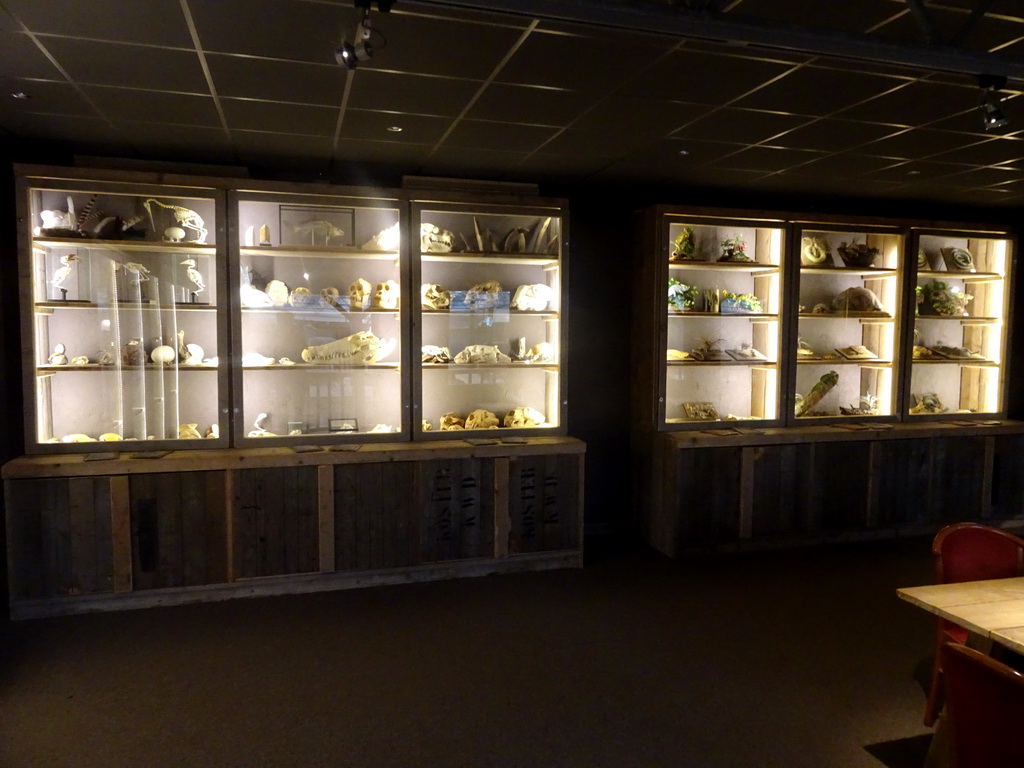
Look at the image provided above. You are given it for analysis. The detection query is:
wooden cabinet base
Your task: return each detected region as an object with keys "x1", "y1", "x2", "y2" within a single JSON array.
[{"x1": 3, "y1": 438, "x2": 584, "y2": 619}]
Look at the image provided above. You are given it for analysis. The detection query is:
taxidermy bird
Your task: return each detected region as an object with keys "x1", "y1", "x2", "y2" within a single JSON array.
[
  {"x1": 50, "y1": 253, "x2": 79, "y2": 288},
  {"x1": 181, "y1": 258, "x2": 205, "y2": 295},
  {"x1": 177, "y1": 330, "x2": 192, "y2": 364}
]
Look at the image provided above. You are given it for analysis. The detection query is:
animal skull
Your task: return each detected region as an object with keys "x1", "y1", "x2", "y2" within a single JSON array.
[
  {"x1": 465, "y1": 409, "x2": 499, "y2": 430},
  {"x1": 454, "y1": 344, "x2": 511, "y2": 364},
  {"x1": 288, "y1": 286, "x2": 317, "y2": 308},
  {"x1": 320, "y1": 286, "x2": 341, "y2": 307},
  {"x1": 440, "y1": 412, "x2": 465, "y2": 430},
  {"x1": 466, "y1": 280, "x2": 503, "y2": 309},
  {"x1": 421, "y1": 223, "x2": 454, "y2": 253},
  {"x1": 349, "y1": 278, "x2": 372, "y2": 311},
  {"x1": 421, "y1": 345, "x2": 453, "y2": 363},
  {"x1": 511, "y1": 283, "x2": 553, "y2": 312},
  {"x1": 421, "y1": 283, "x2": 451, "y2": 310},
  {"x1": 266, "y1": 279, "x2": 289, "y2": 307},
  {"x1": 831, "y1": 287, "x2": 884, "y2": 313},
  {"x1": 504, "y1": 406, "x2": 545, "y2": 428},
  {"x1": 524, "y1": 342, "x2": 555, "y2": 363},
  {"x1": 301, "y1": 331, "x2": 393, "y2": 365},
  {"x1": 373, "y1": 279, "x2": 400, "y2": 310}
]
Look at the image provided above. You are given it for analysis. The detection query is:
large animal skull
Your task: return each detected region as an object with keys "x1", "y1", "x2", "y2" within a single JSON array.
[
  {"x1": 373, "y1": 279, "x2": 400, "y2": 310},
  {"x1": 349, "y1": 278, "x2": 372, "y2": 311},
  {"x1": 466, "y1": 280, "x2": 503, "y2": 310},
  {"x1": 511, "y1": 283, "x2": 553, "y2": 312},
  {"x1": 421, "y1": 223, "x2": 454, "y2": 253},
  {"x1": 421, "y1": 345, "x2": 453, "y2": 363},
  {"x1": 454, "y1": 344, "x2": 511, "y2": 364},
  {"x1": 421, "y1": 283, "x2": 451, "y2": 310},
  {"x1": 524, "y1": 342, "x2": 555, "y2": 363},
  {"x1": 440, "y1": 412, "x2": 465, "y2": 430},
  {"x1": 301, "y1": 331, "x2": 392, "y2": 364},
  {"x1": 504, "y1": 406, "x2": 545, "y2": 428},
  {"x1": 465, "y1": 409, "x2": 499, "y2": 429}
]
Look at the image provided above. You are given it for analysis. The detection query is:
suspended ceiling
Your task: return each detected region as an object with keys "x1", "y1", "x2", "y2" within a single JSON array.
[{"x1": 4, "y1": 0, "x2": 1024, "y2": 208}]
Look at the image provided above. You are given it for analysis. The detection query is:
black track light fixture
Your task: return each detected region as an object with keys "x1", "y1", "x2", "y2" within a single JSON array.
[
  {"x1": 336, "y1": 1, "x2": 394, "y2": 70},
  {"x1": 978, "y1": 74, "x2": 1010, "y2": 131}
]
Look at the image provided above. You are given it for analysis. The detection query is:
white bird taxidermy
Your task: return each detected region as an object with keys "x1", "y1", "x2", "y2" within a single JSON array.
[
  {"x1": 181, "y1": 258, "x2": 205, "y2": 295},
  {"x1": 50, "y1": 253, "x2": 78, "y2": 288}
]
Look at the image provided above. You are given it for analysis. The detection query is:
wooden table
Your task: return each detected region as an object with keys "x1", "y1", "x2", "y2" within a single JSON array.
[{"x1": 898, "y1": 577, "x2": 1024, "y2": 654}]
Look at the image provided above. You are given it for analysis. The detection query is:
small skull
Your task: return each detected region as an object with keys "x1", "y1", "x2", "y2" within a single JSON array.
[
  {"x1": 288, "y1": 286, "x2": 316, "y2": 307},
  {"x1": 422, "y1": 419, "x2": 433, "y2": 432},
  {"x1": 524, "y1": 342, "x2": 554, "y2": 363},
  {"x1": 421, "y1": 223, "x2": 454, "y2": 253},
  {"x1": 349, "y1": 278, "x2": 371, "y2": 310},
  {"x1": 466, "y1": 280, "x2": 503, "y2": 309},
  {"x1": 266, "y1": 279, "x2": 289, "y2": 307},
  {"x1": 440, "y1": 412, "x2": 465, "y2": 430},
  {"x1": 320, "y1": 286, "x2": 340, "y2": 307},
  {"x1": 421, "y1": 283, "x2": 451, "y2": 310},
  {"x1": 465, "y1": 409, "x2": 500, "y2": 430},
  {"x1": 504, "y1": 406, "x2": 545, "y2": 428},
  {"x1": 511, "y1": 283, "x2": 553, "y2": 312},
  {"x1": 373, "y1": 279, "x2": 400, "y2": 310}
]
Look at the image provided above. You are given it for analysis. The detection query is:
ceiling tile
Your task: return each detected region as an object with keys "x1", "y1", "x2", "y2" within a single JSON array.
[
  {"x1": 4, "y1": 0, "x2": 193, "y2": 46},
  {"x1": 498, "y1": 29, "x2": 667, "y2": 92},
  {"x1": 84, "y1": 86, "x2": 222, "y2": 126},
  {"x1": 631, "y1": 138, "x2": 742, "y2": 167},
  {"x1": 373, "y1": 13, "x2": 526, "y2": 80},
  {"x1": 0, "y1": 6, "x2": 17, "y2": 31},
  {"x1": 441, "y1": 120, "x2": 558, "y2": 152},
  {"x1": 222, "y1": 99, "x2": 339, "y2": 136},
  {"x1": 0, "y1": 111, "x2": 120, "y2": 144},
  {"x1": 233, "y1": 129, "x2": 335, "y2": 159},
  {"x1": 769, "y1": 119, "x2": 902, "y2": 152},
  {"x1": 714, "y1": 145, "x2": 827, "y2": 173},
  {"x1": 950, "y1": 166, "x2": 1024, "y2": 187},
  {"x1": 778, "y1": 153, "x2": 900, "y2": 178},
  {"x1": 853, "y1": 128, "x2": 989, "y2": 160},
  {"x1": 42, "y1": 38, "x2": 209, "y2": 92},
  {"x1": 339, "y1": 111, "x2": 449, "y2": 144},
  {"x1": 189, "y1": 0, "x2": 354, "y2": 65},
  {"x1": 513, "y1": 152, "x2": 613, "y2": 179},
  {"x1": 732, "y1": 66, "x2": 908, "y2": 116},
  {"x1": 871, "y1": 6, "x2": 1024, "y2": 52},
  {"x1": 116, "y1": 121, "x2": 234, "y2": 162},
  {"x1": 347, "y1": 71, "x2": 478, "y2": 117},
  {"x1": 0, "y1": 79, "x2": 95, "y2": 118},
  {"x1": 535, "y1": 128, "x2": 642, "y2": 159},
  {"x1": 673, "y1": 109, "x2": 810, "y2": 145},
  {"x1": 859, "y1": 159, "x2": 967, "y2": 183},
  {"x1": 466, "y1": 84, "x2": 593, "y2": 127},
  {"x1": 569, "y1": 97, "x2": 713, "y2": 137},
  {"x1": 834, "y1": 80, "x2": 977, "y2": 126},
  {"x1": 0, "y1": 31, "x2": 61, "y2": 79},
  {"x1": 929, "y1": 135, "x2": 1024, "y2": 165},
  {"x1": 418, "y1": 146, "x2": 529, "y2": 179},
  {"x1": 724, "y1": 0, "x2": 902, "y2": 33},
  {"x1": 623, "y1": 50, "x2": 797, "y2": 105},
  {"x1": 334, "y1": 138, "x2": 434, "y2": 167},
  {"x1": 207, "y1": 54, "x2": 344, "y2": 104}
]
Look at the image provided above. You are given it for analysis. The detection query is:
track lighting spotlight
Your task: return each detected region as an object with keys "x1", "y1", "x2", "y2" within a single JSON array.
[
  {"x1": 335, "y1": 11, "x2": 373, "y2": 70},
  {"x1": 978, "y1": 74, "x2": 1010, "y2": 131}
]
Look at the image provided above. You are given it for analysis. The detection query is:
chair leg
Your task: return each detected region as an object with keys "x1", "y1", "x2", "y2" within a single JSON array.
[{"x1": 924, "y1": 651, "x2": 943, "y2": 727}]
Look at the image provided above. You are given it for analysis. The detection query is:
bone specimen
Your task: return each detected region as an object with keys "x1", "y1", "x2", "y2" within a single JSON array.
[
  {"x1": 509, "y1": 337, "x2": 526, "y2": 361},
  {"x1": 151, "y1": 345, "x2": 176, "y2": 364},
  {"x1": 164, "y1": 226, "x2": 186, "y2": 242},
  {"x1": 421, "y1": 345, "x2": 453, "y2": 363},
  {"x1": 266, "y1": 279, "x2": 289, "y2": 307},
  {"x1": 240, "y1": 266, "x2": 273, "y2": 307},
  {"x1": 504, "y1": 228, "x2": 528, "y2": 253},
  {"x1": 454, "y1": 344, "x2": 511, "y2": 364},
  {"x1": 504, "y1": 406, "x2": 545, "y2": 428},
  {"x1": 61, "y1": 434, "x2": 97, "y2": 443},
  {"x1": 143, "y1": 198, "x2": 207, "y2": 243},
  {"x1": 320, "y1": 286, "x2": 341, "y2": 308},
  {"x1": 179, "y1": 423, "x2": 203, "y2": 440},
  {"x1": 99, "y1": 433, "x2": 122, "y2": 441},
  {"x1": 48, "y1": 343, "x2": 68, "y2": 365},
  {"x1": 288, "y1": 287, "x2": 319, "y2": 308},
  {"x1": 37, "y1": 197, "x2": 75, "y2": 233},
  {"x1": 277, "y1": 357, "x2": 295, "y2": 365},
  {"x1": 362, "y1": 222, "x2": 400, "y2": 251},
  {"x1": 207, "y1": 424, "x2": 220, "y2": 439},
  {"x1": 181, "y1": 258, "x2": 205, "y2": 295},
  {"x1": 292, "y1": 219, "x2": 344, "y2": 245},
  {"x1": 421, "y1": 420, "x2": 434, "y2": 432},
  {"x1": 247, "y1": 412, "x2": 276, "y2": 437},
  {"x1": 301, "y1": 331, "x2": 391, "y2": 365},
  {"x1": 465, "y1": 409, "x2": 500, "y2": 429},
  {"x1": 421, "y1": 283, "x2": 451, "y2": 310},
  {"x1": 369, "y1": 424, "x2": 393, "y2": 433},
  {"x1": 97, "y1": 351, "x2": 113, "y2": 365},
  {"x1": 50, "y1": 253, "x2": 78, "y2": 289},
  {"x1": 440, "y1": 412, "x2": 466, "y2": 430},
  {"x1": 122, "y1": 338, "x2": 145, "y2": 366},
  {"x1": 511, "y1": 283, "x2": 552, "y2": 311},
  {"x1": 259, "y1": 225, "x2": 271, "y2": 246},
  {"x1": 349, "y1": 278, "x2": 372, "y2": 311},
  {"x1": 524, "y1": 342, "x2": 555, "y2": 363},
  {"x1": 466, "y1": 280, "x2": 503, "y2": 309},
  {"x1": 831, "y1": 287, "x2": 884, "y2": 312},
  {"x1": 373, "y1": 279, "x2": 400, "y2": 310},
  {"x1": 116, "y1": 261, "x2": 151, "y2": 285},
  {"x1": 71, "y1": 356, "x2": 89, "y2": 365},
  {"x1": 242, "y1": 352, "x2": 276, "y2": 366},
  {"x1": 421, "y1": 223, "x2": 454, "y2": 253}
]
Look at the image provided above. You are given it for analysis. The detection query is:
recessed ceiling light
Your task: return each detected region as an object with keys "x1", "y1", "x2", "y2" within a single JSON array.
[
  {"x1": 678, "y1": 150, "x2": 689, "y2": 156},
  {"x1": 11, "y1": 92, "x2": 29, "y2": 99},
  {"x1": 387, "y1": 125, "x2": 403, "y2": 132},
  {"x1": 908, "y1": 170, "x2": 921, "y2": 176}
]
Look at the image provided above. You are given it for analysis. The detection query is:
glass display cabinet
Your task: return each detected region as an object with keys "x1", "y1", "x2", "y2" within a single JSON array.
[
  {"x1": 658, "y1": 214, "x2": 786, "y2": 427},
  {"x1": 791, "y1": 223, "x2": 903, "y2": 422},
  {"x1": 411, "y1": 199, "x2": 567, "y2": 437},
  {"x1": 17, "y1": 175, "x2": 227, "y2": 452},
  {"x1": 906, "y1": 229, "x2": 1013, "y2": 418},
  {"x1": 232, "y1": 190, "x2": 406, "y2": 444}
]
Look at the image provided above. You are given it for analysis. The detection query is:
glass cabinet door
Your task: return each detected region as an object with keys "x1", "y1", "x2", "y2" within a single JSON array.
[
  {"x1": 907, "y1": 230, "x2": 1012, "y2": 418},
  {"x1": 792, "y1": 225, "x2": 903, "y2": 421},
  {"x1": 660, "y1": 215, "x2": 785, "y2": 427},
  {"x1": 20, "y1": 179, "x2": 227, "y2": 451},
  {"x1": 412, "y1": 201, "x2": 566, "y2": 436},
  {"x1": 233, "y1": 192, "x2": 405, "y2": 443}
]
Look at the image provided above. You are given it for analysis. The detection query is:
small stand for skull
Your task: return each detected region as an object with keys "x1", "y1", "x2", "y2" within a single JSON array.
[{"x1": 59, "y1": 288, "x2": 67, "y2": 301}]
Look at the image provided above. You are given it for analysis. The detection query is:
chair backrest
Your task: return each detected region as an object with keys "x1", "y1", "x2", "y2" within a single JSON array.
[
  {"x1": 933, "y1": 523, "x2": 1024, "y2": 584},
  {"x1": 941, "y1": 642, "x2": 1024, "y2": 768}
]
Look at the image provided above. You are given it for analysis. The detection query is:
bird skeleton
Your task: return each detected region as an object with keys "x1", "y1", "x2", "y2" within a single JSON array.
[{"x1": 181, "y1": 258, "x2": 205, "y2": 295}]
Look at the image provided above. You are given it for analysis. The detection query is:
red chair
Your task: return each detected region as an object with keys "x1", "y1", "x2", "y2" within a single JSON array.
[
  {"x1": 940, "y1": 641, "x2": 1024, "y2": 767},
  {"x1": 924, "y1": 523, "x2": 1024, "y2": 726}
]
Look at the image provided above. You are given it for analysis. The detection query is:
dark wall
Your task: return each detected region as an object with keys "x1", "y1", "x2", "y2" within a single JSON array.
[{"x1": 2, "y1": 146, "x2": 1023, "y2": 547}]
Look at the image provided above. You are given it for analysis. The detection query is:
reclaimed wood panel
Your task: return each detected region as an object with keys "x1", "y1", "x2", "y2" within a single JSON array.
[
  {"x1": 992, "y1": 435, "x2": 1024, "y2": 520},
  {"x1": 670, "y1": 447, "x2": 741, "y2": 549},
  {"x1": 419, "y1": 458, "x2": 494, "y2": 563},
  {"x1": 130, "y1": 471, "x2": 228, "y2": 590},
  {"x1": 6, "y1": 477, "x2": 115, "y2": 599},
  {"x1": 874, "y1": 438, "x2": 933, "y2": 528},
  {"x1": 812, "y1": 441, "x2": 871, "y2": 532},
  {"x1": 333, "y1": 462, "x2": 418, "y2": 571},
  {"x1": 931, "y1": 435, "x2": 987, "y2": 522},
  {"x1": 749, "y1": 444, "x2": 812, "y2": 538},
  {"x1": 508, "y1": 453, "x2": 580, "y2": 554},
  {"x1": 234, "y1": 466, "x2": 319, "y2": 579}
]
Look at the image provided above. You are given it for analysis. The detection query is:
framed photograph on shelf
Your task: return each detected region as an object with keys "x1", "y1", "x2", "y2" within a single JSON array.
[
  {"x1": 280, "y1": 205, "x2": 354, "y2": 247},
  {"x1": 329, "y1": 417, "x2": 359, "y2": 433}
]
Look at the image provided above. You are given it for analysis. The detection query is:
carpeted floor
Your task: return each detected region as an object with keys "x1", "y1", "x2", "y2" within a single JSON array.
[{"x1": 0, "y1": 537, "x2": 938, "y2": 768}]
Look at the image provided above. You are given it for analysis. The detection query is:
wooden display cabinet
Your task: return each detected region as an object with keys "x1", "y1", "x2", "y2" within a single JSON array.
[{"x1": 411, "y1": 196, "x2": 568, "y2": 437}]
